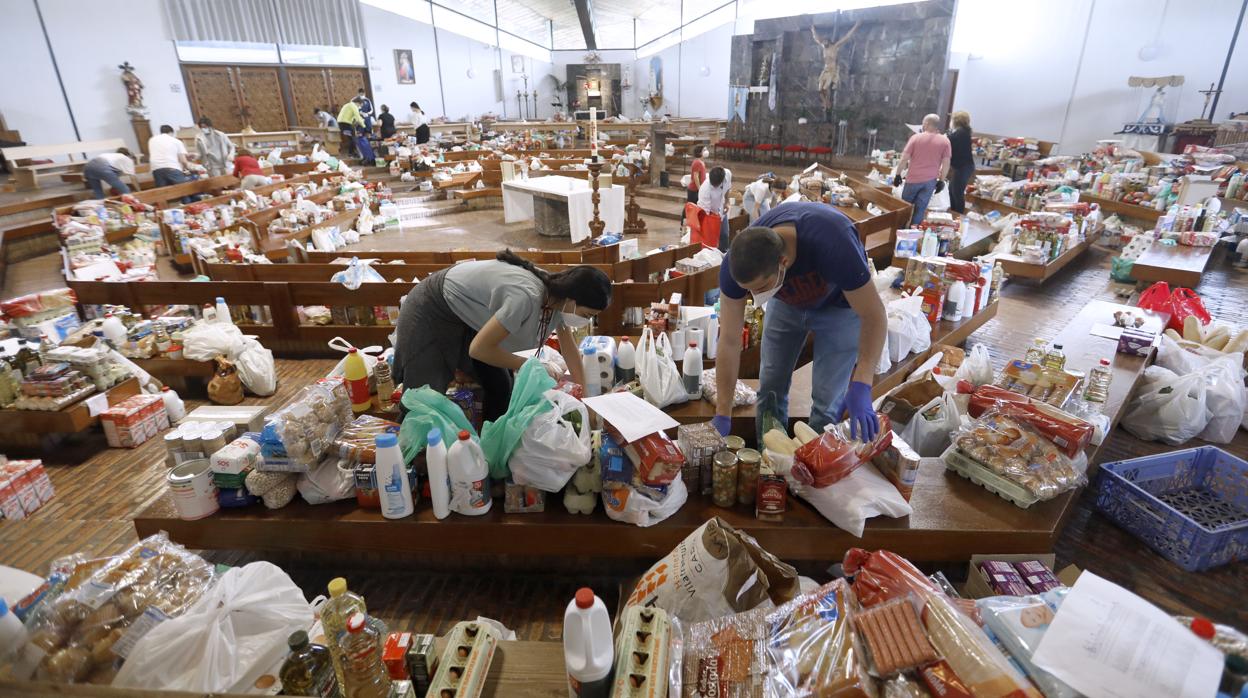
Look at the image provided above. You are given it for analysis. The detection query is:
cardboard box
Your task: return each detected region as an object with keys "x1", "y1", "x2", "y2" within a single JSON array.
[
  {"x1": 0, "y1": 477, "x2": 26, "y2": 520},
  {"x1": 964, "y1": 554, "x2": 1080, "y2": 598},
  {"x1": 184, "y1": 405, "x2": 272, "y2": 433}
]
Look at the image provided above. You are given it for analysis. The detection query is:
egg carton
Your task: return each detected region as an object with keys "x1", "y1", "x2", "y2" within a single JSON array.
[
  {"x1": 427, "y1": 620, "x2": 500, "y2": 698},
  {"x1": 941, "y1": 444, "x2": 1039, "y2": 509},
  {"x1": 611, "y1": 605, "x2": 671, "y2": 698}
]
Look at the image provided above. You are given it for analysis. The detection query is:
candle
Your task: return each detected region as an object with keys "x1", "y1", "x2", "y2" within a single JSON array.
[{"x1": 590, "y1": 107, "x2": 598, "y2": 159}]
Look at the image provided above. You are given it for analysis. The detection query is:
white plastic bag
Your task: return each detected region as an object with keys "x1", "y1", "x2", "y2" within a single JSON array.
[
  {"x1": 327, "y1": 337, "x2": 382, "y2": 379},
  {"x1": 509, "y1": 389, "x2": 592, "y2": 492},
  {"x1": 330, "y1": 257, "x2": 386, "y2": 290},
  {"x1": 602, "y1": 478, "x2": 688, "y2": 527},
  {"x1": 1122, "y1": 371, "x2": 1209, "y2": 445},
  {"x1": 886, "y1": 293, "x2": 928, "y2": 362},
  {"x1": 181, "y1": 322, "x2": 247, "y2": 361},
  {"x1": 928, "y1": 183, "x2": 951, "y2": 212},
  {"x1": 875, "y1": 333, "x2": 892, "y2": 374},
  {"x1": 298, "y1": 457, "x2": 355, "y2": 504},
  {"x1": 954, "y1": 343, "x2": 993, "y2": 386},
  {"x1": 680, "y1": 173, "x2": 692, "y2": 188},
  {"x1": 900, "y1": 393, "x2": 962, "y2": 457},
  {"x1": 790, "y1": 463, "x2": 912, "y2": 537},
  {"x1": 1197, "y1": 355, "x2": 1247, "y2": 443},
  {"x1": 112, "y1": 562, "x2": 314, "y2": 693},
  {"x1": 235, "y1": 337, "x2": 277, "y2": 396},
  {"x1": 636, "y1": 327, "x2": 688, "y2": 408}
]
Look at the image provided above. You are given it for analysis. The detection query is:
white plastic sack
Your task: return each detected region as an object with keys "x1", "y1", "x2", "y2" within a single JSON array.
[
  {"x1": 680, "y1": 173, "x2": 692, "y2": 188},
  {"x1": 1197, "y1": 355, "x2": 1247, "y2": 443},
  {"x1": 636, "y1": 327, "x2": 688, "y2": 408},
  {"x1": 900, "y1": 393, "x2": 962, "y2": 457},
  {"x1": 790, "y1": 463, "x2": 912, "y2": 537},
  {"x1": 235, "y1": 338, "x2": 277, "y2": 396},
  {"x1": 298, "y1": 457, "x2": 355, "y2": 504},
  {"x1": 112, "y1": 562, "x2": 314, "y2": 693},
  {"x1": 1122, "y1": 371, "x2": 1209, "y2": 445},
  {"x1": 953, "y1": 343, "x2": 993, "y2": 386},
  {"x1": 876, "y1": 333, "x2": 892, "y2": 374},
  {"x1": 181, "y1": 322, "x2": 247, "y2": 362},
  {"x1": 928, "y1": 184, "x2": 951, "y2": 212},
  {"x1": 1156, "y1": 334, "x2": 1238, "y2": 375},
  {"x1": 327, "y1": 337, "x2": 382, "y2": 379},
  {"x1": 602, "y1": 478, "x2": 688, "y2": 527},
  {"x1": 886, "y1": 294, "x2": 928, "y2": 362},
  {"x1": 509, "y1": 389, "x2": 592, "y2": 492},
  {"x1": 310, "y1": 143, "x2": 330, "y2": 162},
  {"x1": 330, "y1": 257, "x2": 386, "y2": 290}
]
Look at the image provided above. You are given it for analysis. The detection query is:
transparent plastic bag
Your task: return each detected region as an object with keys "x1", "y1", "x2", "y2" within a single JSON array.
[
  {"x1": 13, "y1": 533, "x2": 215, "y2": 684},
  {"x1": 953, "y1": 405, "x2": 1087, "y2": 501},
  {"x1": 977, "y1": 590, "x2": 1079, "y2": 698},
  {"x1": 792, "y1": 415, "x2": 893, "y2": 488}
]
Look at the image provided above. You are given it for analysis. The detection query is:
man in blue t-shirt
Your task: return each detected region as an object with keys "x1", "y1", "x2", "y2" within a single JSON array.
[{"x1": 712, "y1": 201, "x2": 887, "y2": 442}]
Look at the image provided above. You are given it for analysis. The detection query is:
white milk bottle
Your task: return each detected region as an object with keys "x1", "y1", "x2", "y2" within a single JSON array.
[
  {"x1": 563, "y1": 588, "x2": 612, "y2": 698},
  {"x1": 615, "y1": 337, "x2": 636, "y2": 384},
  {"x1": 376, "y1": 433, "x2": 414, "y2": 519},
  {"x1": 426, "y1": 428, "x2": 451, "y2": 520},
  {"x1": 447, "y1": 430, "x2": 491, "y2": 515}
]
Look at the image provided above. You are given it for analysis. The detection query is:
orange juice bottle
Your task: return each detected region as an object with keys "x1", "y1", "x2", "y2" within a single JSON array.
[{"x1": 343, "y1": 348, "x2": 371, "y2": 413}]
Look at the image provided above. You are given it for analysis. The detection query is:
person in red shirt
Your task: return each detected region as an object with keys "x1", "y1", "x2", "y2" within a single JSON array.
[
  {"x1": 232, "y1": 149, "x2": 271, "y2": 189},
  {"x1": 687, "y1": 146, "x2": 707, "y2": 204}
]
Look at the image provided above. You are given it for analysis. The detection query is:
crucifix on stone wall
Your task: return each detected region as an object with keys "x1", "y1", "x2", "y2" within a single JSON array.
[{"x1": 811, "y1": 20, "x2": 860, "y2": 112}]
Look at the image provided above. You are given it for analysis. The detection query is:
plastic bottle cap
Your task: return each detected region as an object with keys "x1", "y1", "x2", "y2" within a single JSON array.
[
  {"x1": 375, "y1": 433, "x2": 397, "y2": 448},
  {"x1": 105, "y1": 313, "x2": 114, "y2": 318},
  {"x1": 1100, "y1": 358, "x2": 1110, "y2": 366},
  {"x1": 0, "y1": 598, "x2": 8, "y2": 616},
  {"x1": 574, "y1": 587, "x2": 595, "y2": 609},
  {"x1": 1191, "y1": 617, "x2": 1216, "y2": 640},
  {"x1": 584, "y1": 346, "x2": 596, "y2": 354},
  {"x1": 327, "y1": 577, "x2": 347, "y2": 597},
  {"x1": 427, "y1": 428, "x2": 441, "y2": 446},
  {"x1": 458, "y1": 430, "x2": 471, "y2": 441},
  {"x1": 346, "y1": 613, "x2": 366, "y2": 632},
  {"x1": 162, "y1": 386, "x2": 170, "y2": 392},
  {"x1": 288, "y1": 630, "x2": 309, "y2": 649},
  {"x1": 348, "y1": 347, "x2": 358, "y2": 354},
  {"x1": 216, "y1": 297, "x2": 225, "y2": 303}
]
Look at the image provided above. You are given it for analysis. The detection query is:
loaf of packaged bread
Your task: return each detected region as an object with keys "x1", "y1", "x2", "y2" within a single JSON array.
[{"x1": 764, "y1": 578, "x2": 876, "y2": 697}]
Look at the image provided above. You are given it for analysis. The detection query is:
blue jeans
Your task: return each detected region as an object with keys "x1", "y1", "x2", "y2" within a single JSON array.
[
  {"x1": 902, "y1": 179, "x2": 936, "y2": 226},
  {"x1": 152, "y1": 168, "x2": 201, "y2": 203},
  {"x1": 83, "y1": 159, "x2": 128, "y2": 199},
  {"x1": 758, "y1": 299, "x2": 861, "y2": 437}
]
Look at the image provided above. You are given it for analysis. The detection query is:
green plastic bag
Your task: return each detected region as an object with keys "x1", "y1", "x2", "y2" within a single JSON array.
[
  {"x1": 398, "y1": 386, "x2": 478, "y2": 463},
  {"x1": 479, "y1": 358, "x2": 556, "y2": 479},
  {"x1": 1110, "y1": 256, "x2": 1135, "y2": 283}
]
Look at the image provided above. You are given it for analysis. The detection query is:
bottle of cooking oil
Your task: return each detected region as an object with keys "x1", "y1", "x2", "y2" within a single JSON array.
[
  {"x1": 279, "y1": 630, "x2": 340, "y2": 697},
  {"x1": 337, "y1": 613, "x2": 389, "y2": 698},
  {"x1": 1042, "y1": 343, "x2": 1067, "y2": 371},
  {"x1": 1024, "y1": 338, "x2": 1047, "y2": 364},
  {"x1": 321, "y1": 578, "x2": 386, "y2": 693},
  {"x1": 1082, "y1": 358, "x2": 1113, "y2": 411}
]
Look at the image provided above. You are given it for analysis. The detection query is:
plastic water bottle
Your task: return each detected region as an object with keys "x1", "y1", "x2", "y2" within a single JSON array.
[
  {"x1": 0, "y1": 598, "x2": 25, "y2": 664},
  {"x1": 447, "y1": 430, "x2": 491, "y2": 515},
  {"x1": 215, "y1": 296, "x2": 232, "y2": 325},
  {"x1": 582, "y1": 346, "x2": 601, "y2": 397},
  {"x1": 426, "y1": 428, "x2": 451, "y2": 520},
  {"x1": 338, "y1": 613, "x2": 389, "y2": 698},
  {"x1": 1082, "y1": 358, "x2": 1113, "y2": 411},
  {"x1": 615, "y1": 337, "x2": 636, "y2": 384},
  {"x1": 376, "y1": 433, "x2": 414, "y2": 519},
  {"x1": 161, "y1": 386, "x2": 186, "y2": 422},
  {"x1": 682, "y1": 342, "x2": 702, "y2": 399},
  {"x1": 343, "y1": 348, "x2": 371, "y2": 413},
  {"x1": 706, "y1": 314, "x2": 719, "y2": 359},
  {"x1": 564, "y1": 588, "x2": 613, "y2": 698},
  {"x1": 101, "y1": 313, "x2": 127, "y2": 347}
]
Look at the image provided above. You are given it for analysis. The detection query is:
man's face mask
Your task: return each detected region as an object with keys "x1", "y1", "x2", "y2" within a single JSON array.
[{"x1": 749, "y1": 261, "x2": 786, "y2": 306}]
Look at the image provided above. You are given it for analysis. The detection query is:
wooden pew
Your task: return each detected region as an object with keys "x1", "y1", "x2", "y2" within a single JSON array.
[{"x1": 0, "y1": 138, "x2": 127, "y2": 190}]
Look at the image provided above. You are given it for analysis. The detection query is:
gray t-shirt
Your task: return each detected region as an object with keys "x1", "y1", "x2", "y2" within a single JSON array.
[{"x1": 442, "y1": 260, "x2": 560, "y2": 352}]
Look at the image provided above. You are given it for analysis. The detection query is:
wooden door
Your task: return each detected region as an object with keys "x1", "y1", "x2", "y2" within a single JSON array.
[
  {"x1": 328, "y1": 68, "x2": 366, "y2": 113},
  {"x1": 236, "y1": 67, "x2": 287, "y2": 132},
  {"x1": 183, "y1": 65, "x2": 244, "y2": 132},
  {"x1": 288, "y1": 68, "x2": 332, "y2": 127}
]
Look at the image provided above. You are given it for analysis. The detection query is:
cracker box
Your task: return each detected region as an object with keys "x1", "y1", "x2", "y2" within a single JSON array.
[
  {"x1": 382, "y1": 632, "x2": 412, "y2": 680},
  {"x1": 1117, "y1": 327, "x2": 1156, "y2": 356},
  {"x1": 7, "y1": 460, "x2": 53, "y2": 505},
  {"x1": 0, "y1": 476, "x2": 26, "y2": 520}
]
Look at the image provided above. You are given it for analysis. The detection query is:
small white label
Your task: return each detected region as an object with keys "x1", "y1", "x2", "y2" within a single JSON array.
[
  {"x1": 79, "y1": 580, "x2": 117, "y2": 610},
  {"x1": 112, "y1": 607, "x2": 169, "y2": 658},
  {"x1": 86, "y1": 393, "x2": 110, "y2": 416}
]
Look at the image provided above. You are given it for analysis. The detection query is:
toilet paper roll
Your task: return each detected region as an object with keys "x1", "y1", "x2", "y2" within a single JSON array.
[{"x1": 670, "y1": 329, "x2": 685, "y2": 351}]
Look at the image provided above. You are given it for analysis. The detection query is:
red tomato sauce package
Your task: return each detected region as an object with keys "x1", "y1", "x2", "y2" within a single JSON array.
[{"x1": 957, "y1": 382, "x2": 1093, "y2": 459}]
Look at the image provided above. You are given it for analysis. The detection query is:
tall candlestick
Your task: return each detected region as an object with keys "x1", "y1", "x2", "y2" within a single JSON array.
[{"x1": 590, "y1": 107, "x2": 598, "y2": 159}]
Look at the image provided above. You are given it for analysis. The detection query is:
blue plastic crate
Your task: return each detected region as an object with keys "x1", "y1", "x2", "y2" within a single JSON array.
[{"x1": 1096, "y1": 446, "x2": 1248, "y2": 572}]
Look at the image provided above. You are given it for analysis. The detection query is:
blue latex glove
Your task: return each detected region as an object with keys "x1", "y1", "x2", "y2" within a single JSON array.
[
  {"x1": 711, "y1": 415, "x2": 731, "y2": 437},
  {"x1": 837, "y1": 381, "x2": 879, "y2": 442}
]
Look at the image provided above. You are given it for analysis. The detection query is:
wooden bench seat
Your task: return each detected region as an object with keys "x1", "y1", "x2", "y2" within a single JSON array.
[{"x1": 1, "y1": 138, "x2": 127, "y2": 191}]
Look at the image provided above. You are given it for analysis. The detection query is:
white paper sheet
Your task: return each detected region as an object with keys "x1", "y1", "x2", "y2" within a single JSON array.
[
  {"x1": 1031, "y1": 572, "x2": 1222, "y2": 698},
  {"x1": 85, "y1": 393, "x2": 110, "y2": 417},
  {"x1": 582, "y1": 392, "x2": 679, "y2": 443}
]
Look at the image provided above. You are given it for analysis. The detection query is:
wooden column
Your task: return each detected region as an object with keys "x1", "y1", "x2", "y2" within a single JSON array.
[
  {"x1": 130, "y1": 115, "x2": 152, "y2": 158},
  {"x1": 587, "y1": 159, "x2": 605, "y2": 239},
  {"x1": 649, "y1": 124, "x2": 668, "y2": 187},
  {"x1": 623, "y1": 162, "x2": 647, "y2": 236}
]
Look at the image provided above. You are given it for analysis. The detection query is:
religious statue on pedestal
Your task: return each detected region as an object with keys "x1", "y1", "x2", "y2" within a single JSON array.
[
  {"x1": 811, "y1": 20, "x2": 860, "y2": 111},
  {"x1": 118, "y1": 61, "x2": 146, "y2": 115}
]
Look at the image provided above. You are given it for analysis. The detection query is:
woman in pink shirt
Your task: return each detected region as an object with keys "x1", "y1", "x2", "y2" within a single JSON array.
[{"x1": 893, "y1": 114, "x2": 951, "y2": 225}]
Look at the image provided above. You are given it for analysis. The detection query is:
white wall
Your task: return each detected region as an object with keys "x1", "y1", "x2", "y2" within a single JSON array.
[
  {"x1": 952, "y1": 0, "x2": 1248, "y2": 154},
  {"x1": 0, "y1": 0, "x2": 191, "y2": 152},
  {"x1": 361, "y1": 4, "x2": 443, "y2": 121},
  {"x1": 676, "y1": 22, "x2": 733, "y2": 119}
]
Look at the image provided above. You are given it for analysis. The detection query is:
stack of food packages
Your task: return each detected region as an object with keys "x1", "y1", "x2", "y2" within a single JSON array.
[
  {"x1": 0, "y1": 457, "x2": 54, "y2": 520},
  {"x1": 902, "y1": 256, "x2": 1000, "y2": 327},
  {"x1": 1011, "y1": 213, "x2": 1074, "y2": 264},
  {"x1": 1153, "y1": 201, "x2": 1229, "y2": 247},
  {"x1": 973, "y1": 136, "x2": 1042, "y2": 169},
  {"x1": 1, "y1": 288, "x2": 81, "y2": 343},
  {"x1": 164, "y1": 178, "x2": 334, "y2": 255}
]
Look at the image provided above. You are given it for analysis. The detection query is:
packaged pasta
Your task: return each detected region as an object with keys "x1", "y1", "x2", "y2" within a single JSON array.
[
  {"x1": 792, "y1": 415, "x2": 893, "y2": 488},
  {"x1": 952, "y1": 408, "x2": 1086, "y2": 501}
]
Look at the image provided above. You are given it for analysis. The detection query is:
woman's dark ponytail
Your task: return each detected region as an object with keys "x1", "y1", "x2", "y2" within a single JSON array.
[{"x1": 495, "y1": 249, "x2": 612, "y2": 311}]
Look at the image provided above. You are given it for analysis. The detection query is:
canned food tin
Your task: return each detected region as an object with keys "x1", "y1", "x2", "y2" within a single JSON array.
[
  {"x1": 725, "y1": 435, "x2": 745, "y2": 453},
  {"x1": 712, "y1": 451, "x2": 738, "y2": 508},
  {"x1": 736, "y1": 448, "x2": 761, "y2": 506},
  {"x1": 167, "y1": 459, "x2": 218, "y2": 520}
]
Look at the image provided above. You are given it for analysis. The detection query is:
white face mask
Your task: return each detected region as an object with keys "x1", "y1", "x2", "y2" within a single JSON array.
[
  {"x1": 750, "y1": 262, "x2": 786, "y2": 306},
  {"x1": 561, "y1": 311, "x2": 591, "y2": 328}
]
